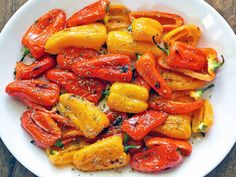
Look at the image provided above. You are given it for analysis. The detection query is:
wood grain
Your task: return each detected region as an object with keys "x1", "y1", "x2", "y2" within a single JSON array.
[{"x1": 0, "y1": 0, "x2": 235, "y2": 177}]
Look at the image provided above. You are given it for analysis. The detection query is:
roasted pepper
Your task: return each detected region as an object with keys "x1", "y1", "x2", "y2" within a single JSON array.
[
  {"x1": 107, "y1": 82, "x2": 149, "y2": 113},
  {"x1": 73, "y1": 136, "x2": 130, "y2": 171},
  {"x1": 58, "y1": 94, "x2": 110, "y2": 139},
  {"x1": 57, "y1": 47, "x2": 99, "y2": 71},
  {"x1": 135, "y1": 52, "x2": 172, "y2": 99},
  {"x1": 122, "y1": 111, "x2": 168, "y2": 141},
  {"x1": 16, "y1": 55, "x2": 56, "y2": 80},
  {"x1": 21, "y1": 110, "x2": 62, "y2": 148},
  {"x1": 131, "y1": 17, "x2": 163, "y2": 42},
  {"x1": 45, "y1": 23, "x2": 107, "y2": 54},
  {"x1": 148, "y1": 94, "x2": 204, "y2": 114},
  {"x1": 5, "y1": 79, "x2": 60, "y2": 108},
  {"x1": 160, "y1": 68, "x2": 206, "y2": 91},
  {"x1": 158, "y1": 47, "x2": 223, "y2": 81},
  {"x1": 145, "y1": 137, "x2": 192, "y2": 156},
  {"x1": 72, "y1": 54, "x2": 132, "y2": 82},
  {"x1": 46, "y1": 69, "x2": 106, "y2": 104},
  {"x1": 166, "y1": 42, "x2": 208, "y2": 71},
  {"x1": 22, "y1": 9, "x2": 66, "y2": 58},
  {"x1": 130, "y1": 144, "x2": 183, "y2": 173},
  {"x1": 192, "y1": 99, "x2": 214, "y2": 133},
  {"x1": 129, "y1": 11, "x2": 184, "y2": 32},
  {"x1": 107, "y1": 31, "x2": 163, "y2": 59},
  {"x1": 133, "y1": 73, "x2": 151, "y2": 91},
  {"x1": 152, "y1": 115, "x2": 192, "y2": 140},
  {"x1": 163, "y1": 25, "x2": 201, "y2": 46},
  {"x1": 47, "y1": 140, "x2": 88, "y2": 165},
  {"x1": 104, "y1": 4, "x2": 131, "y2": 32},
  {"x1": 66, "y1": 0, "x2": 109, "y2": 27}
]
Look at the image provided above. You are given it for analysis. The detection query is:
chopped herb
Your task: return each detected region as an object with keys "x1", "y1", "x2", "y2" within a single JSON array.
[
  {"x1": 20, "y1": 47, "x2": 30, "y2": 62},
  {"x1": 124, "y1": 145, "x2": 141, "y2": 153},
  {"x1": 54, "y1": 139, "x2": 64, "y2": 148},
  {"x1": 155, "y1": 82, "x2": 160, "y2": 89},
  {"x1": 152, "y1": 36, "x2": 169, "y2": 55},
  {"x1": 113, "y1": 116, "x2": 123, "y2": 126},
  {"x1": 49, "y1": 149, "x2": 55, "y2": 155},
  {"x1": 123, "y1": 134, "x2": 129, "y2": 145},
  {"x1": 127, "y1": 24, "x2": 132, "y2": 32},
  {"x1": 99, "y1": 89, "x2": 110, "y2": 102},
  {"x1": 135, "y1": 53, "x2": 141, "y2": 60},
  {"x1": 120, "y1": 65, "x2": 129, "y2": 73},
  {"x1": 105, "y1": 3, "x2": 110, "y2": 12}
]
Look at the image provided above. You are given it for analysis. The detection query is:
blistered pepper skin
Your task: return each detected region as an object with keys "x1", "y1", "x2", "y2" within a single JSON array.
[
  {"x1": 58, "y1": 94, "x2": 110, "y2": 139},
  {"x1": 45, "y1": 23, "x2": 107, "y2": 54},
  {"x1": 107, "y1": 82, "x2": 149, "y2": 113},
  {"x1": 73, "y1": 136, "x2": 130, "y2": 171}
]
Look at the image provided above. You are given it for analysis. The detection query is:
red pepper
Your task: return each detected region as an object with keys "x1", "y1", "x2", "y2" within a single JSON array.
[
  {"x1": 121, "y1": 110, "x2": 168, "y2": 141},
  {"x1": 166, "y1": 42, "x2": 208, "y2": 71},
  {"x1": 51, "y1": 113, "x2": 77, "y2": 128},
  {"x1": 126, "y1": 139, "x2": 144, "y2": 154},
  {"x1": 72, "y1": 54, "x2": 132, "y2": 82},
  {"x1": 21, "y1": 110, "x2": 62, "y2": 148},
  {"x1": 149, "y1": 95, "x2": 204, "y2": 114},
  {"x1": 145, "y1": 137, "x2": 192, "y2": 156},
  {"x1": 22, "y1": 9, "x2": 66, "y2": 59},
  {"x1": 135, "y1": 52, "x2": 172, "y2": 99},
  {"x1": 15, "y1": 55, "x2": 56, "y2": 80},
  {"x1": 106, "y1": 111, "x2": 128, "y2": 125},
  {"x1": 129, "y1": 11, "x2": 184, "y2": 32},
  {"x1": 45, "y1": 69, "x2": 106, "y2": 104},
  {"x1": 5, "y1": 79, "x2": 60, "y2": 108},
  {"x1": 66, "y1": 0, "x2": 109, "y2": 27},
  {"x1": 130, "y1": 144, "x2": 183, "y2": 173},
  {"x1": 133, "y1": 73, "x2": 151, "y2": 91},
  {"x1": 57, "y1": 47, "x2": 99, "y2": 71}
]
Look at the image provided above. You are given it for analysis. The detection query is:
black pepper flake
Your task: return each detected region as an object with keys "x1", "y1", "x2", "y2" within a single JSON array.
[
  {"x1": 155, "y1": 82, "x2": 160, "y2": 89},
  {"x1": 112, "y1": 116, "x2": 123, "y2": 126},
  {"x1": 119, "y1": 65, "x2": 129, "y2": 73}
]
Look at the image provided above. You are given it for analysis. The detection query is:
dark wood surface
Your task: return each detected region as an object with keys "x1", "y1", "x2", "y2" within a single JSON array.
[{"x1": 0, "y1": 0, "x2": 235, "y2": 177}]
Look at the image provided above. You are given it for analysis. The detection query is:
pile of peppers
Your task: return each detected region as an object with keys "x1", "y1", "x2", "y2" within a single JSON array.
[{"x1": 5, "y1": 0, "x2": 223, "y2": 174}]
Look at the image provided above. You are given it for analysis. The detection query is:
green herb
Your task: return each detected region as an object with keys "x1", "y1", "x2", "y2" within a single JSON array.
[
  {"x1": 49, "y1": 149, "x2": 55, "y2": 155},
  {"x1": 152, "y1": 36, "x2": 169, "y2": 55},
  {"x1": 99, "y1": 89, "x2": 110, "y2": 102},
  {"x1": 113, "y1": 116, "x2": 123, "y2": 126},
  {"x1": 135, "y1": 53, "x2": 141, "y2": 60},
  {"x1": 54, "y1": 139, "x2": 64, "y2": 148},
  {"x1": 20, "y1": 47, "x2": 30, "y2": 62},
  {"x1": 127, "y1": 24, "x2": 132, "y2": 32},
  {"x1": 123, "y1": 134, "x2": 129, "y2": 145},
  {"x1": 120, "y1": 65, "x2": 129, "y2": 73},
  {"x1": 124, "y1": 145, "x2": 141, "y2": 153},
  {"x1": 105, "y1": 3, "x2": 110, "y2": 12}
]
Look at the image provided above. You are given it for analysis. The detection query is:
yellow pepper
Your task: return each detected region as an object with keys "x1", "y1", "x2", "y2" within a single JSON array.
[
  {"x1": 132, "y1": 17, "x2": 163, "y2": 42},
  {"x1": 163, "y1": 24, "x2": 201, "y2": 47},
  {"x1": 160, "y1": 68, "x2": 206, "y2": 91},
  {"x1": 73, "y1": 136, "x2": 130, "y2": 171},
  {"x1": 107, "y1": 82, "x2": 149, "y2": 113},
  {"x1": 58, "y1": 94, "x2": 110, "y2": 139},
  {"x1": 46, "y1": 140, "x2": 88, "y2": 165},
  {"x1": 152, "y1": 114, "x2": 192, "y2": 140},
  {"x1": 45, "y1": 23, "x2": 107, "y2": 54},
  {"x1": 192, "y1": 99, "x2": 214, "y2": 133},
  {"x1": 107, "y1": 31, "x2": 163, "y2": 59},
  {"x1": 104, "y1": 4, "x2": 131, "y2": 32},
  {"x1": 158, "y1": 48, "x2": 223, "y2": 81}
]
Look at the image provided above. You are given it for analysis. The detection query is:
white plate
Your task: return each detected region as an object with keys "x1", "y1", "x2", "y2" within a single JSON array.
[{"x1": 0, "y1": 0, "x2": 236, "y2": 177}]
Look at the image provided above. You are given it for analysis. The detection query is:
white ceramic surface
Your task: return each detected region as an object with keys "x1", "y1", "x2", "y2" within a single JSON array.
[{"x1": 0, "y1": 0, "x2": 236, "y2": 177}]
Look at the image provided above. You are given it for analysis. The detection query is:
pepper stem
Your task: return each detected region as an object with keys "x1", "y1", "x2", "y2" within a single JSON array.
[
  {"x1": 191, "y1": 84, "x2": 214, "y2": 99},
  {"x1": 124, "y1": 145, "x2": 141, "y2": 153},
  {"x1": 20, "y1": 47, "x2": 30, "y2": 62},
  {"x1": 123, "y1": 134, "x2": 129, "y2": 145},
  {"x1": 152, "y1": 36, "x2": 169, "y2": 55},
  {"x1": 212, "y1": 55, "x2": 225, "y2": 72}
]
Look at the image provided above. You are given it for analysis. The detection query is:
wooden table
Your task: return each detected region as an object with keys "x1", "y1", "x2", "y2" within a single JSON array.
[{"x1": 0, "y1": 0, "x2": 235, "y2": 176}]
